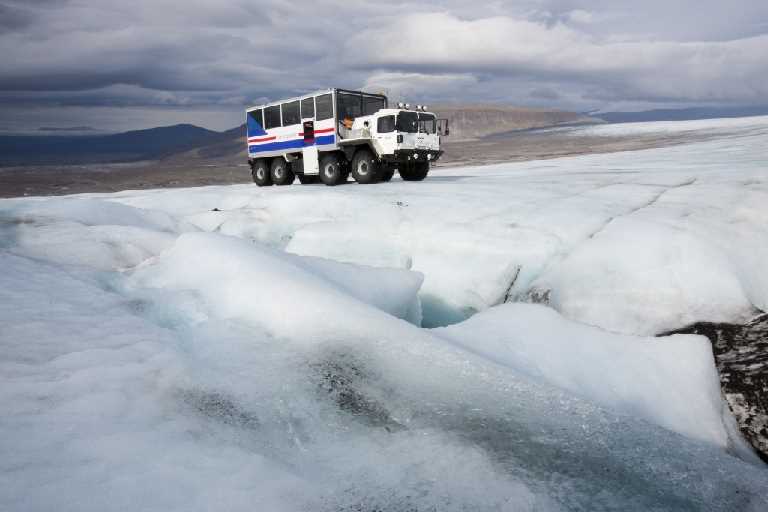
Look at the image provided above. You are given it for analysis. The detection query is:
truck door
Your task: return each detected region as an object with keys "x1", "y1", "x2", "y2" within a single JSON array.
[
  {"x1": 373, "y1": 115, "x2": 397, "y2": 156},
  {"x1": 303, "y1": 120, "x2": 315, "y2": 144},
  {"x1": 302, "y1": 120, "x2": 319, "y2": 175}
]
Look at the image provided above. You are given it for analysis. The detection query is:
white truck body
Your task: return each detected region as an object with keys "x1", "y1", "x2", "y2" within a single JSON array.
[{"x1": 245, "y1": 88, "x2": 447, "y2": 186}]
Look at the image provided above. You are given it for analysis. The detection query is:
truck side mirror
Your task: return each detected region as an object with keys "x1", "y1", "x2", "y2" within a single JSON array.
[{"x1": 437, "y1": 118, "x2": 450, "y2": 137}]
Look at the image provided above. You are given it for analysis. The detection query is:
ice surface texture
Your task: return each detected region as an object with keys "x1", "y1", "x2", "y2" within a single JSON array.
[{"x1": 2, "y1": 116, "x2": 768, "y2": 511}]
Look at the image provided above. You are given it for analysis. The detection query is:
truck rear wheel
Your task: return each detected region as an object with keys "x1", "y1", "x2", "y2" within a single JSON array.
[
  {"x1": 351, "y1": 149, "x2": 380, "y2": 184},
  {"x1": 251, "y1": 159, "x2": 272, "y2": 186},
  {"x1": 270, "y1": 158, "x2": 295, "y2": 185},
  {"x1": 319, "y1": 154, "x2": 345, "y2": 186},
  {"x1": 399, "y1": 162, "x2": 429, "y2": 181}
]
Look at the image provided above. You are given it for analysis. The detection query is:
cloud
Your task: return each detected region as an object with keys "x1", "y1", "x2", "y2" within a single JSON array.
[
  {"x1": 363, "y1": 72, "x2": 480, "y2": 103},
  {"x1": 0, "y1": 0, "x2": 766, "y2": 130},
  {"x1": 343, "y1": 11, "x2": 768, "y2": 105}
]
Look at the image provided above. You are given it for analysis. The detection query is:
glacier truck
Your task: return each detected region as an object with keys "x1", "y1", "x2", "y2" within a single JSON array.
[{"x1": 245, "y1": 88, "x2": 449, "y2": 186}]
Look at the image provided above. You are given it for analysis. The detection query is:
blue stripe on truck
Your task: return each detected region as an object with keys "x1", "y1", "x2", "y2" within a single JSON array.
[{"x1": 248, "y1": 134, "x2": 335, "y2": 153}]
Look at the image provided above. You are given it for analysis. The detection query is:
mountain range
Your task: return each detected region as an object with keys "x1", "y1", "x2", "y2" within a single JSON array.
[{"x1": 3, "y1": 105, "x2": 767, "y2": 168}]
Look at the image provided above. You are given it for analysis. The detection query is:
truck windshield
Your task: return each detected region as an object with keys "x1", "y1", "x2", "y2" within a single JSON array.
[
  {"x1": 396, "y1": 111, "x2": 419, "y2": 133},
  {"x1": 418, "y1": 113, "x2": 436, "y2": 134}
]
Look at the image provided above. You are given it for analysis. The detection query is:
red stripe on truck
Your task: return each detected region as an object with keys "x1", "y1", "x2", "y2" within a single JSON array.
[
  {"x1": 297, "y1": 127, "x2": 335, "y2": 136},
  {"x1": 247, "y1": 136, "x2": 276, "y2": 143}
]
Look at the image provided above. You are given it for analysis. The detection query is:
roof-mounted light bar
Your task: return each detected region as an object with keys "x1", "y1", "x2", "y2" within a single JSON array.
[{"x1": 396, "y1": 103, "x2": 429, "y2": 111}]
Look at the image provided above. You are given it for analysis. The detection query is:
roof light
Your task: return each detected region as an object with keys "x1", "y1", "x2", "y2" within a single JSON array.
[
  {"x1": 397, "y1": 102, "x2": 405, "y2": 109},
  {"x1": 404, "y1": 103, "x2": 410, "y2": 109},
  {"x1": 421, "y1": 105, "x2": 428, "y2": 111}
]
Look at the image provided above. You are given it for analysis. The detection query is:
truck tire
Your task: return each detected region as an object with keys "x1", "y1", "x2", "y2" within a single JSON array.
[
  {"x1": 351, "y1": 149, "x2": 380, "y2": 184},
  {"x1": 297, "y1": 174, "x2": 318, "y2": 185},
  {"x1": 400, "y1": 162, "x2": 429, "y2": 181},
  {"x1": 270, "y1": 158, "x2": 295, "y2": 185},
  {"x1": 319, "y1": 154, "x2": 345, "y2": 186},
  {"x1": 251, "y1": 159, "x2": 272, "y2": 186},
  {"x1": 379, "y1": 166, "x2": 395, "y2": 182}
]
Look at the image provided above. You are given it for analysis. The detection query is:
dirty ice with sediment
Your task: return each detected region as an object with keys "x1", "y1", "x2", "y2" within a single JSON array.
[{"x1": 2, "y1": 115, "x2": 768, "y2": 511}]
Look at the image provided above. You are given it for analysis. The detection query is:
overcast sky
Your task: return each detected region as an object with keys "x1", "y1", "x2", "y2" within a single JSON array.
[{"x1": 1, "y1": 0, "x2": 767, "y2": 132}]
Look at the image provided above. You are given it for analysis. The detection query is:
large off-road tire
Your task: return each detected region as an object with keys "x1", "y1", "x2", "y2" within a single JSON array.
[
  {"x1": 379, "y1": 166, "x2": 395, "y2": 182},
  {"x1": 319, "y1": 154, "x2": 345, "y2": 186},
  {"x1": 251, "y1": 159, "x2": 272, "y2": 186},
  {"x1": 297, "y1": 174, "x2": 319, "y2": 185},
  {"x1": 399, "y1": 161, "x2": 429, "y2": 181},
  {"x1": 351, "y1": 149, "x2": 380, "y2": 184},
  {"x1": 270, "y1": 158, "x2": 295, "y2": 185}
]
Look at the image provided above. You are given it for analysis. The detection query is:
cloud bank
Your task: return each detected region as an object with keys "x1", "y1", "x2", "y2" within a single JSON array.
[{"x1": 1, "y1": 0, "x2": 766, "y2": 129}]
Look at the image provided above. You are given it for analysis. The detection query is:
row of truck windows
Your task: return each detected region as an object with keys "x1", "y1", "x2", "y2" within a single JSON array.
[
  {"x1": 248, "y1": 92, "x2": 388, "y2": 131},
  {"x1": 249, "y1": 93, "x2": 334, "y2": 130}
]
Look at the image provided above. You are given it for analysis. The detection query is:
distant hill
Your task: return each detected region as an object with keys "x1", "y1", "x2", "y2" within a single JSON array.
[
  {"x1": 0, "y1": 105, "x2": 594, "y2": 167},
  {"x1": 0, "y1": 124, "x2": 227, "y2": 166},
  {"x1": 592, "y1": 106, "x2": 768, "y2": 124},
  {"x1": 431, "y1": 105, "x2": 596, "y2": 141}
]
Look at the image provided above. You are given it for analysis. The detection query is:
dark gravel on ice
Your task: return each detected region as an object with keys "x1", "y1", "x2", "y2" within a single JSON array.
[{"x1": 664, "y1": 313, "x2": 768, "y2": 463}]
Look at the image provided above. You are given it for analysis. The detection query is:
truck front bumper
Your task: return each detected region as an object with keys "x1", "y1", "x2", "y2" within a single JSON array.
[{"x1": 381, "y1": 149, "x2": 443, "y2": 164}]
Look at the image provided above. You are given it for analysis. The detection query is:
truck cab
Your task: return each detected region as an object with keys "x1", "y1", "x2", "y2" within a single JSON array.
[{"x1": 342, "y1": 108, "x2": 443, "y2": 164}]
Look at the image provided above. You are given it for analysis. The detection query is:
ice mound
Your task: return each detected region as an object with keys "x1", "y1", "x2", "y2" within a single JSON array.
[
  {"x1": 131, "y1": 232, "x2": 424, "y2": 329},
  {"x1": 531, "y1": 216, "x2": 757, "y2": 335},
  {"x1": 1, "y1": 197, "x2": 186, "y2": 270},
  {"x1": 3, "y1": 196, "x2": 181, "y2": 231},
  {"x1": 434, "y1": 303, "x2": 739, "y2": 449}
]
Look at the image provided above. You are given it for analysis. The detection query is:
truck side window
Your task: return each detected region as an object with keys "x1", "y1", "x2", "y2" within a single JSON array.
[
  {"x1": 315, "y1": 94, "x2": 333, "y2": 120},
  {"x1": 363, "y1": 96, "x2": 386, "y2": 115},
  {"x1": 282, "y1": 101, "x2": 300, "y2": 126},
  {"x1": 248, "y1": 109, "x2": 263, "y2": 127},
  {"x1": 264, "y1": 105, "x2": 281, "y2": 129},
  {"x1": 301, "y1": 97, "x2": 314, "y2": 119},
  {"x1": 377, "y1": 115, "x2": 395, "y2": 133},
  {"x1": 337, "y1": 92, "x2": 362, "y2": 120}
]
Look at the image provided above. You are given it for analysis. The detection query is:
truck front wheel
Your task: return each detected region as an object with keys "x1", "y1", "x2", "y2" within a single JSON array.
[
  {"x1": 351, "y1": 149, "x2": 380, "y2": 184},
  {"x1": 319, "y1": 154, "x2": 345, "y2": 186},
  {"x1": 270, "y1": 158, "x2": 295, "y2": 185},
  {"x1": 399, "y1": 162, "x2": 429, "y2": 181},
  {"x1": 252, "y1": 159, "x2": 272, "y2": 186}
]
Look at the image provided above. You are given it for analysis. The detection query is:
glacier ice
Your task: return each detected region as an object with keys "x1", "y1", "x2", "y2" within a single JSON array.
[{"x1": 2, "y1": 115, "x2": 768, "y2": 511}]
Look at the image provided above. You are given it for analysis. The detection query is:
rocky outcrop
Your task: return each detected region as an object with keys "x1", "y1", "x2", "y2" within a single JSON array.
[
  {"x1": 432, "y1": 104, "x2": 597, "y2": 141},
  {"x1": 664, "y1": 313, "x2": 768, "y2": 463}
]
